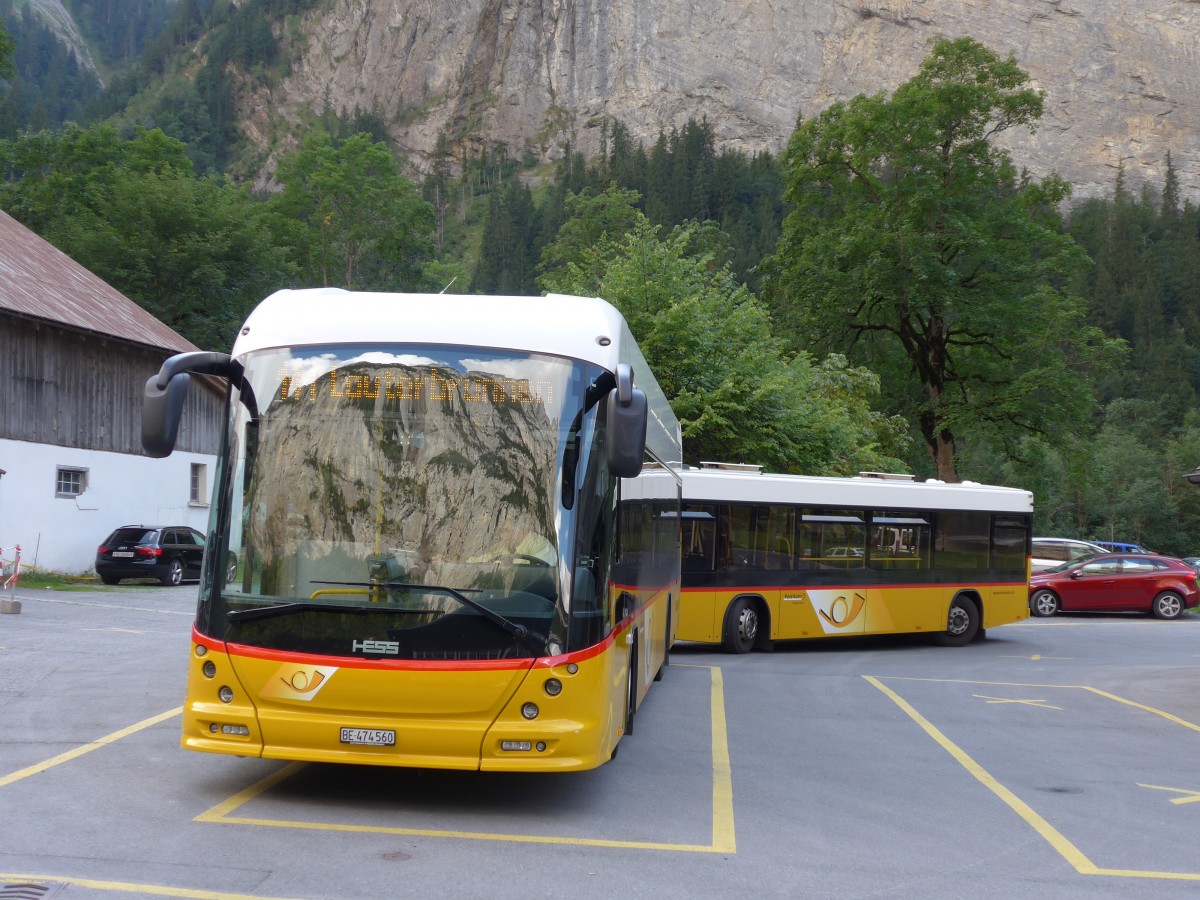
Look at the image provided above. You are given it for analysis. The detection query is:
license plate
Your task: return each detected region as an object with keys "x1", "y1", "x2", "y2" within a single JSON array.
[
  {"x1": 111, "y1": 551, "x2": 135, "y2": 558},
  {"x1": 339, "y1": 728, "x2": 395, "y2": 746}
]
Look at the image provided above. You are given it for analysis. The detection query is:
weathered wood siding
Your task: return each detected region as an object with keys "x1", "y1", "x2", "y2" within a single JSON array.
[{"x1": 1, "y1": 315, "x2": 224, "y2": 455}]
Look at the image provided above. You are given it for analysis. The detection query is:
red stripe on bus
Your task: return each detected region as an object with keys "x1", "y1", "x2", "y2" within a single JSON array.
[{"x1": 190, "y1": 590, "x2": 668, "y2": 672}]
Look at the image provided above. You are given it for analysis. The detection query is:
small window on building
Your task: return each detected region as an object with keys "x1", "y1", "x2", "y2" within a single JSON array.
[
  {"x1": 56, "y1": 466, "x2": 88, "y2": 498},
  {"x1": 190, "y1": 463, "x2": 208, "y2": 505}
]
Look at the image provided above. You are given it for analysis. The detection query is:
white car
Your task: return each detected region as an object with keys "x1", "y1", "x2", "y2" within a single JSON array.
[{"x1": 1030, "y1": 537, "x2": 1107, "y2": 573}]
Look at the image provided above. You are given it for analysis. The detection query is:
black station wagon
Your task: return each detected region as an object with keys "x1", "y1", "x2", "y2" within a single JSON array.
[{"x1": 95, "y1": 525, "x2": 206, "y2": 586}]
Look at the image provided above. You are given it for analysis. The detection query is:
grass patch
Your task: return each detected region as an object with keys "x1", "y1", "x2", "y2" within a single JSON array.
[{"x1": 7, "y1": 570, "x2": 107, "y2": 592}]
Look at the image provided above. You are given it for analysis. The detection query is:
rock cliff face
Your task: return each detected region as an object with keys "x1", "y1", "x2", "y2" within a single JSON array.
[{"x1": 257, "y1": 0, "x2": 1200, "y2": 197}]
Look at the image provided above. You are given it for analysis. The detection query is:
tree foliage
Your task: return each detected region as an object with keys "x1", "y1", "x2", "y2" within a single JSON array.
[
  {"x1": 0, "y1": 0, "x2": 103, "y2": 138},
  {"x1": 768, "y1": 36, "x2": 1123, "y2": 482},
  {"x1": 470, "y1": 178, "x2": 539, "y2": 294},
  {"x1": 538, "y1": 187, "x2": 909, "y2": 474},
  {"x1": 0, "y1": 20, "x2": 13, "y2": 80},
  {"x1": 469, "y1": 118, "x2": 783, "y2": 296},
  {"x1": 268, "y1": 131, "x2": 436, "y2": 291},
  {"x1": 0, "y1": 123, "x2": 292, "y2": 349}
]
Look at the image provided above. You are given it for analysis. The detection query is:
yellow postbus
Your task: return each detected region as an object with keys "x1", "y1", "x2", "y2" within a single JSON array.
[
  {"x1": 142, "y1": 289, "x2": 682, "y2": 771},
  {"x1": 677, "y1": 463, "x2": 1032, "y2": 652}
]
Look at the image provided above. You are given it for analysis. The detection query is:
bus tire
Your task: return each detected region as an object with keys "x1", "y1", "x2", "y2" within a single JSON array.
[
  {"x1": 722, "y1": 597, "x2": 759, "y2": 654},
  {"x1": 936, "y1": 595, "x2": 979, "y2": 647}
]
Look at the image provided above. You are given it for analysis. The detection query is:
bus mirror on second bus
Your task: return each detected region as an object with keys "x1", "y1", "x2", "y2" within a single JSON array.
[
  {"x1": 606, "y1": 363, "x2": 648, "y2": 478},
  {"x1": 143, "y1": 351, "x2": 243, "y2": 458}
]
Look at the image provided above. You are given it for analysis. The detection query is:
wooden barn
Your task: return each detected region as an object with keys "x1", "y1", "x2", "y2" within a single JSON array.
[{"x1": 0, "y1": 209, "x2": 225, "y2": 575}]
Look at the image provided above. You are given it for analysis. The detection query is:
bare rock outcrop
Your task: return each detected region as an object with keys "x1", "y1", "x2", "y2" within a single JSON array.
[{"x1": 255, "y1": 0, "x2": 1200, "y2": 197}]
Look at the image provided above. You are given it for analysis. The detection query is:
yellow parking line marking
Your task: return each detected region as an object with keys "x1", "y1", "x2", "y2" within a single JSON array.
[
  {"x1": 707, "y1": 665, "x2": 736, "y2": 852},
  {"x1": 0, "y1": 873, "x2": 305, "y2": 900},
  {"x1": 0, "y1": 707, "x2": 182, "y2": 789},
  {"x1": 864, "y1": 676, "x2": 1099, "y2": 873},
  {"x1": 866, "y1": 676, "x2": 1200, "y2": 881},
  {"x1": 198, "y1": 667, "x2": 736, "y2": 853},
  {"x1": 1083, "y1": 688, "x2": 1200, "y2": 735},
  {"x1": 1137, "y1": 784, "x2": 1200, "y2": 805},
  {"x1": 973, "y1": 694, "x2": 1062, "y2": 710}
]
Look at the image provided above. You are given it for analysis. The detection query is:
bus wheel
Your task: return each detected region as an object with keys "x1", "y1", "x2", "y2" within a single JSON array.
[
  {"x1": 936, "y1": 596, "x2": 979, "y2": 647},
  {"x1": 723, "y1": 597, "x2": 758, "y2": 654}
]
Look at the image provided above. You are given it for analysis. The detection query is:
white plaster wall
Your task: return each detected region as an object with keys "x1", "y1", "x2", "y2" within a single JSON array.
[{"x1": 0, "y1": 438, "x2": 217, "y2": 575}]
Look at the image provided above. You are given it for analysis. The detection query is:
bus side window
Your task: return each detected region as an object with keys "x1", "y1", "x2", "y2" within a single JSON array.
[
  {"x1": 683, "y1": 505, "x2": 716, "y2": 572},
  {"x1": 726, "y1": 504, "x2": 759, "y2": 569},
  {"x1": 765, "y1": 504, "x2": 794, "y2": 570}
]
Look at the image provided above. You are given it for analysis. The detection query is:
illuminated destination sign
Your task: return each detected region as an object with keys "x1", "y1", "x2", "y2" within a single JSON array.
[{"x1": 279, "y1": 366, "x2": 555, "y2": 407}]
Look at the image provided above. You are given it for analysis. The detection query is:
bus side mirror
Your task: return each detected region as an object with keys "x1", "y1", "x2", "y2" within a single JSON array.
[
  {"x1": 143, "y1": 351, "x2": 243, "y2": 458},
  {"x1": 143, "y1": 371, "x2": 191, "y2": 458},
  {"x1": 606, "y1": 363, "x2": 647, "y2": 478}
]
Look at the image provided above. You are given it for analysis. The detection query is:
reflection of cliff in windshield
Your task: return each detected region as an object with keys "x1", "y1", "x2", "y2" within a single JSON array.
[{"x1": 235, "y1": 353, "x2": 568, "y2": 610}]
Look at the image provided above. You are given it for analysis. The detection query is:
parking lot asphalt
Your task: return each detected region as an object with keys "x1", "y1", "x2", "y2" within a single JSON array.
[{"x1": 3, "y1": 583, "x2": 1200, "y2": 899}]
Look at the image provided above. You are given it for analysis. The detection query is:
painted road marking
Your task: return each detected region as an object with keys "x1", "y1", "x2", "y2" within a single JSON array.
[
  {"x1": 973, "y1": 694, "x2": 1063, "y2": 710},
  {"x1": 0, "y1": 874, "x2": 305, "y2": 900},
  {"x1": 1137, "y1": 784, "x2": 1200, "y2": 805},
  {"x1": 196, "y1": 665, "x2": 736, "y2": 853},
  {"x1": 0, "y1": 707, "x2": 182, "y2": 789},
  {"x1": 866, "y1": 676, "x2": 1200, "y2": 882}
]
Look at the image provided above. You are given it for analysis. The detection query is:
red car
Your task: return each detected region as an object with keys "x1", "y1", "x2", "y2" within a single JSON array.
[{"x1": 1029, "y1": 554, "x2": 1199, "y2": 619}]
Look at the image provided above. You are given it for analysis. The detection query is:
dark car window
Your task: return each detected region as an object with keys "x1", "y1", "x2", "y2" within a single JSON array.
[
  {"x1": 179, "y1": 530, "x2": 205, "y2": 546},
  {"x1": 108, "y1": 527, "x2": 157, "y2": 545}
]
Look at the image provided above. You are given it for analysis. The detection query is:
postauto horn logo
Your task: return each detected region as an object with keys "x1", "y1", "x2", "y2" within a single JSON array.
[
  {"x1": 261, "y1": 663, "x2": 338, "y2": 701},
  {"x1": 813, "y1": 591, "x2": 867, "y2": 633}
]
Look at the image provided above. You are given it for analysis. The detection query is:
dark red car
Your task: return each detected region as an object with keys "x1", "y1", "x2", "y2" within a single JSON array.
[{"x1": 1029, "y1": 554, "x2": 1199, "y2": 619}]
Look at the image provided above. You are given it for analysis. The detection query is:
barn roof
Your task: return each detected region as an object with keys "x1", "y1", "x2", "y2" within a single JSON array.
[{"x1": 0, "y1": 209, "x2": 199, "y2": 354}]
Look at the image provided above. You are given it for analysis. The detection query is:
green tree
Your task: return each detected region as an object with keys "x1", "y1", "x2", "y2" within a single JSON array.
[
  {"x1": 539, "y1": 196, "x2": 908, "y2": 473},
  {"x1": 269, "y1": 131, "x2": 436, "y2": 290},
  {"x1": 0, "y1": 21, "x2": 13, "y2": 80},
  {"x1": 0, "y1": 123, "x2": 292, "y2": 349},
  {"x1": 536, "y1": 185, "x2": 643, "y2": 290},
  {"x1": 768, "y1": 36, "x2": 1121, "y2": 481},
  {"x1": 470, "y1": 178, "x2": 538, "y2": 294}
]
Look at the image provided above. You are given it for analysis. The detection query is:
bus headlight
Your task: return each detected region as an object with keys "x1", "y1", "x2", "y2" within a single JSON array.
[
  {"x1": 521, "y1": 702, "x2": 539, "y2": 720},
  {"x1": 544, "y1": 678, "x2": 562, "y2": 696},
  {"x1": 218, "y1": 686, "x2": 235, "y2": 703}
]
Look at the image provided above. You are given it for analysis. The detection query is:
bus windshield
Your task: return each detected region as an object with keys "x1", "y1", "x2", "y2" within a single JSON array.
[{"x1": 204, "y1": 343, "x2": 605, "y2": 661}]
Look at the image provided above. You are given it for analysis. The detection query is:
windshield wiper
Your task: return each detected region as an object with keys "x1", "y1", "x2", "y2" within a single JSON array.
[
  {"x1": 231, "y1": 582, "x2": 541, "y2": 648},
  {"x1": 226, "y1": 600, "x2": 436, "y2": 624},
  {"x1": 333, "y1": 580, "x2": 532, "y2": 642}
]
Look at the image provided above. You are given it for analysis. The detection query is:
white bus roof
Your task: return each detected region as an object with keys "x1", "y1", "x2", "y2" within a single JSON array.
[
  {"x1": 681, "y1": 466, "x2": 1033, "y2": 514},
  {"x1": 231, "y1": 288, "x2": 682, "y2": 468}
]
